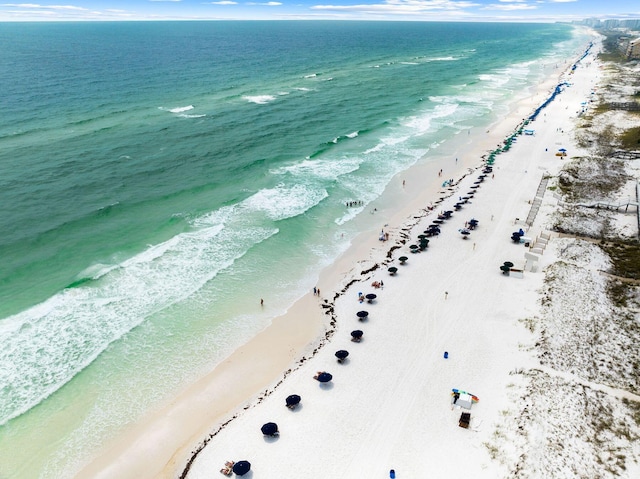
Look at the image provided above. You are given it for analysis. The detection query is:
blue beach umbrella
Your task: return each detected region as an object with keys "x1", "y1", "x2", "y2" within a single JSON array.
[
  {"x1": 285, "y1": 394, "x2": 301, "y2": 408},
  {"x1": 232, "y1": 460, "x2": 251, "y2": 476},
  {"x1": 261, "y1": 422, "x2": 279, "y2": 436},
  {"x1": 316, "y1": 372, "x2": 333, "y2": 383}
]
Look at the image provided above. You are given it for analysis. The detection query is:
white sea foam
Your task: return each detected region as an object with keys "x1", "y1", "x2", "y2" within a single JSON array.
[
  {"x1": 403, "y1": 102, "x2": 460, "y2": 134},
  {"x1": 272, "y1": 157, "x2": 361, "y2": 181},
  {"x1": 168, "y1": 105, "x2": 194, "y2": 113},
  {"x1": 241, "y1": 183, "x2": 328, "y2": 221},
  {"x1": 478, "y1": 73, "x2": 511, "y2": 89},
  {"x1": 178, "y1": 113, "x2": 206, "y2": 119},
  {"x1": 0, "y1": 217, "x2": 279, "y2": 425},
  {"x1": 303, "y1": 73, "x2": 317, "y2": 78},
  {"x1": 243, "y1": 95, "x2": 276, "y2": 105}
]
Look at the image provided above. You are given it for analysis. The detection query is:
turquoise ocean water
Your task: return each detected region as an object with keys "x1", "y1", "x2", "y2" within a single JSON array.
[{"x1": 0, "y1": 21, "x2": 588, "y2": 478}]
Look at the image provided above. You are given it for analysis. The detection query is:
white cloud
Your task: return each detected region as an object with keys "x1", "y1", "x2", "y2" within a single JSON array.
[
  {"x1": 311, "y1": 0, "x2": 481, "y2": 14},
  {"x1": 484, "y1": 3, "x2": 537, "y2": 9},
  {"x1": 1, "y1": 3, "x2": 87, "y2": 9},
  {"x1": 205, "y1": 1, "x2": 238, "y2": 4}
]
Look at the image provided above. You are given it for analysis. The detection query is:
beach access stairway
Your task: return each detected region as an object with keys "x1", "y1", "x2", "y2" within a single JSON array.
[
  {"x1": 572, "y1": 199, "x2": 639, "y2": 212},
  {"x1": 524, "y1": 175, "x2": 550, "y2": 227},
  {"x1": 552, "y1": 181, "x2": 640, "y2": 240}
]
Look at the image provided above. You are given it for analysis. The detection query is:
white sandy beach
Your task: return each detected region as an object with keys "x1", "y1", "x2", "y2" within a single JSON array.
[{"x1": 76, "y1": 32, "x2": 640, "y2": 479}]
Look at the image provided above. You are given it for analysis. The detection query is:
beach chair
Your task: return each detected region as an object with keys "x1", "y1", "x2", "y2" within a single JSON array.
[{"x1": 459, "y1": 412, "x2": 471, "y2": 429}]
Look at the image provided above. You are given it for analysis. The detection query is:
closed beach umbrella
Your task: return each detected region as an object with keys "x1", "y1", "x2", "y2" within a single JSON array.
[
  {"x1": 365, "y1": 293, "x2": 377, "y2": 302},
  {"x1": 232, "y1": 460, "x2": 251, "y2": 476},
  {"x1": 351, "y1": 329, "x2": 363, "y2": 340},
  {"x1": 285, "y1": 394, "x2": 301, "y2": 408},
  {"x1": 335, "y1": 350, "x2": 349, "y2": 361},
  {"x1": 316, "y1": 372, "x2": 333, "y2": 383},
  {"x1": 356, "y1": 310, "x2": 369, "y2": 320},
  {"x1": 261, "y1": 422, "x2": 279, "y2": 436}
]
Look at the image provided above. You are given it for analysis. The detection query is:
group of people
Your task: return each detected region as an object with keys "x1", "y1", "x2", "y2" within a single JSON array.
[
  {"x1": 371, "y1": 280, "x2": 383, "y2": 289},
  {"x1": 345, "y1": 200, "x2": 363, "y2": 207},
  {"x1": 379, "y1": 230, "x2": 389, "y2": 241}
]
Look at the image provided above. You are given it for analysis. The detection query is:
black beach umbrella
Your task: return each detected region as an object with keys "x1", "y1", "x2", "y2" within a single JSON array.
[
  {"x1": 285, "y1": 394, "x2": 301, "y2": 408},
  {"x1": 365, "y1": 293, "x2": 377, "y2": 302},
  {"x1": 399, "y1": 256, "x2": 408, "y2": 264},
  {"x1": 232, "y1": 460, "x2": 251, "y2": 476},
  {"x1": 261, "y1": 422, "x2": 279, "y2": 436},
  {"x1": 388, "y1": 266, "x2": 398, "y2": 275},
  {"x1": 335, "y1": 350, "x2": 349, "y2": 361},
  {"x1": 316, "y1": 372, "x2": 333, "y2": 383},
  {"x1": 351, "y1": 329, "x2": 363, "y2": 340},
  {"x1": 409, "y1": 244, "x2": 419, "y2": 252},
  {"x1": 503, "y1": 261, "x2": 514, "y2": 268},
  {"x1": 356, "y1": 310, "x2": 369, "y2": 320}
]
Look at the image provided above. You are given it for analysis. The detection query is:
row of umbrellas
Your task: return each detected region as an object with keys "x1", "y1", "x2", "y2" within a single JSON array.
[{"x1": 256, "y1": 273, "x2": 387, "y2": 468}]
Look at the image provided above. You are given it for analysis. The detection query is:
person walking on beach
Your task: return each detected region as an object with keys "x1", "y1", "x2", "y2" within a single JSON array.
[{"x1": 260, "y1": 298, "x2": 264, "y2": 307}]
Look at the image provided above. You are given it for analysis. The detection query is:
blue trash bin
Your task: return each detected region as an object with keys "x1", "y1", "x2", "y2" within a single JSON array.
[
  {"x1": 390, "y1": 469, "x2": 396, "y2": 478},
  {"x1": 444, "y1": 351, "x2": 449, "y2": 359}
]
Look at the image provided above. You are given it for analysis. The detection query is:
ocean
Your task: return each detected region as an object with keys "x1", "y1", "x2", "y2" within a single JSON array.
[{"x1": 0, "y1": 21, "x2": 588, "y2": 478}]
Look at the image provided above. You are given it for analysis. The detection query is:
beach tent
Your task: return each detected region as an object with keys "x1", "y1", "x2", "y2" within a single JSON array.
[{"x1": 451, "y1": 389, "x2": 479, "y2": 410}]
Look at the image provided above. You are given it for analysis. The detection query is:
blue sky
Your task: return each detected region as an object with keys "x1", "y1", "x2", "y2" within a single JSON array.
[{"x1": 0, "y1": 1, "x2": 638, "y2": 22}]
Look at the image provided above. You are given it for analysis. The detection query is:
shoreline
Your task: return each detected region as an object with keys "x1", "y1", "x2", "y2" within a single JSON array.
[{"x1": 75, "y1": 37, "x2": 596, "y2": 479}]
